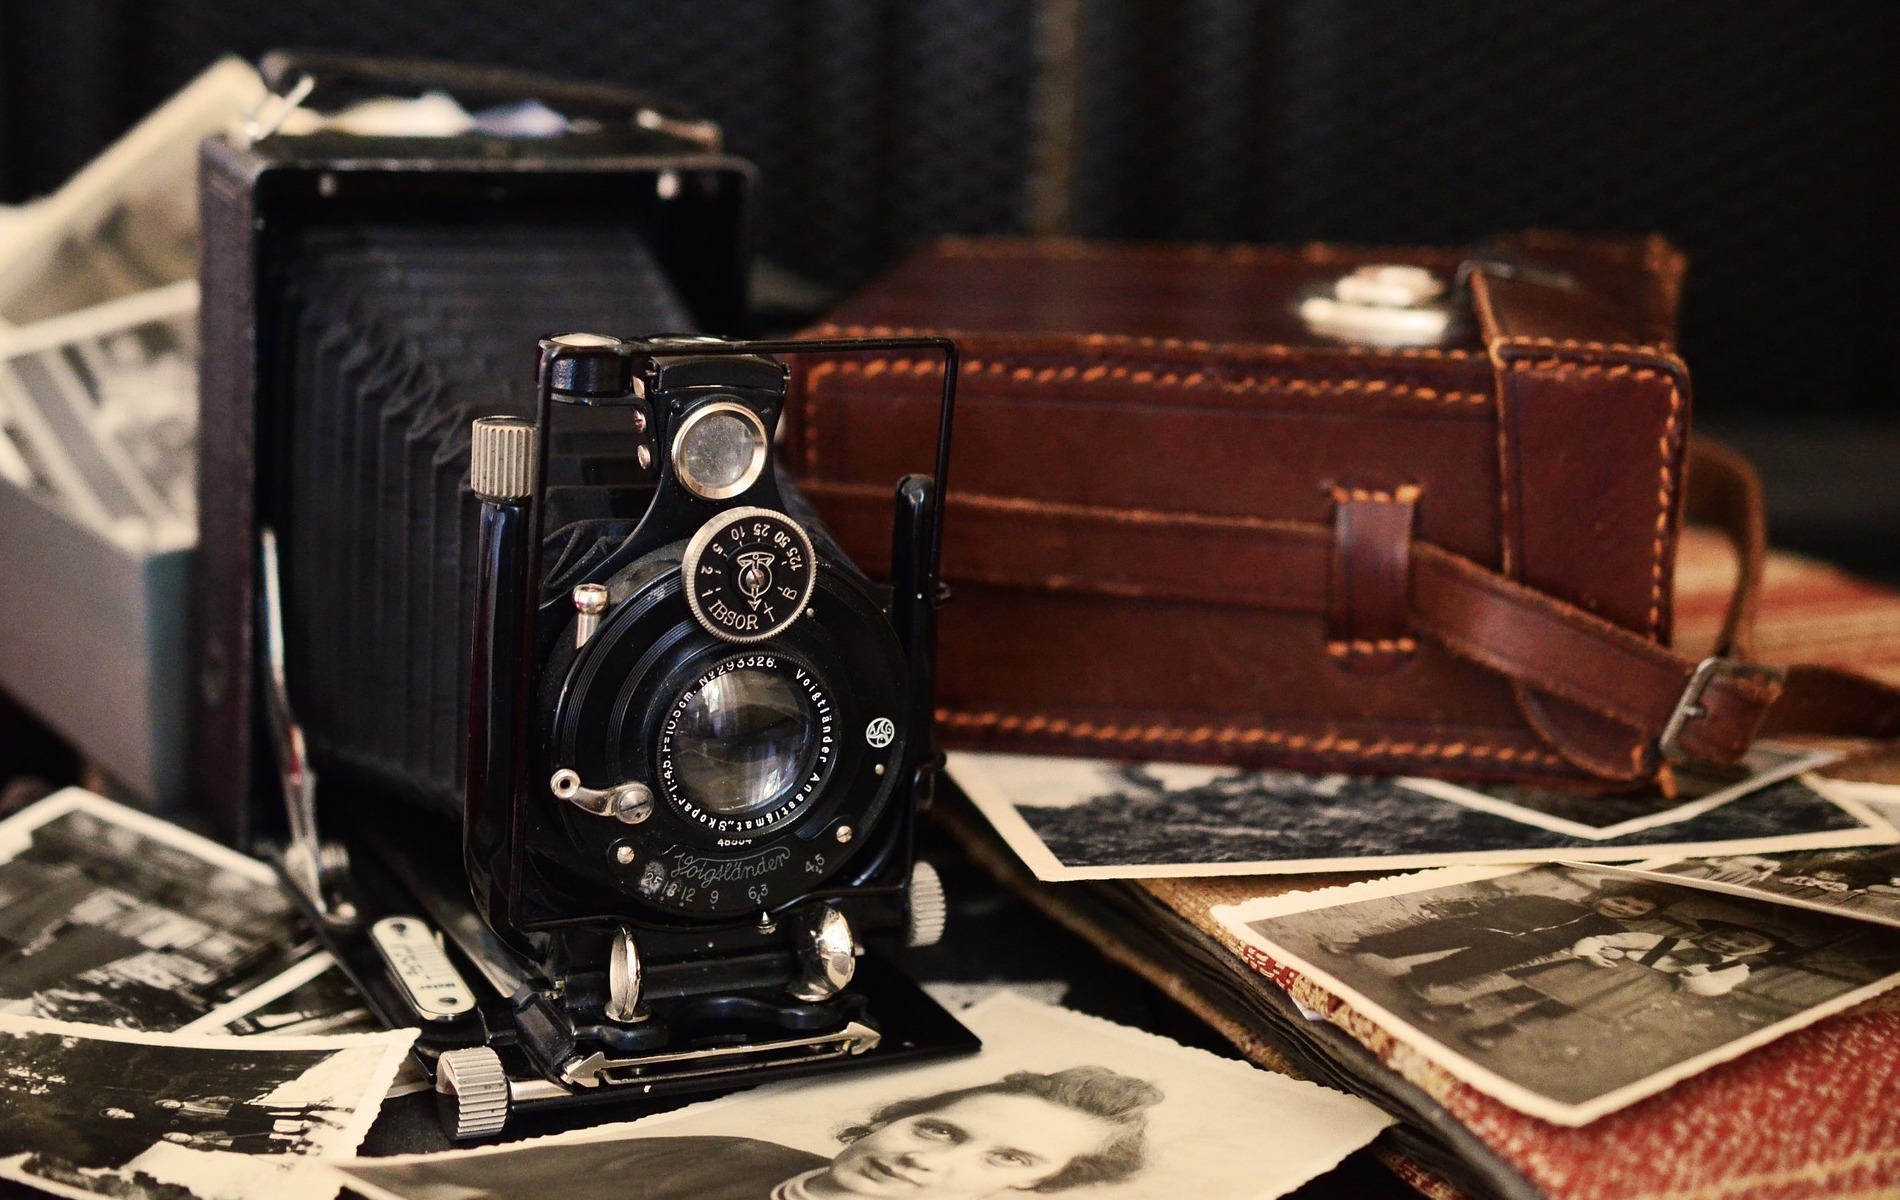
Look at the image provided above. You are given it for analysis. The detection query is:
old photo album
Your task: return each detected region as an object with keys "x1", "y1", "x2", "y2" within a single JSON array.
[
  {"x1": 1213, "y1": 863, "x2": 1900, "y2": 1126},
  {"x1": 947, "y1": 745, "x2": 1885, "y2": 880},
  {"x1": 337, "y1": 993, "x2": 1395, "y2": 1200}
]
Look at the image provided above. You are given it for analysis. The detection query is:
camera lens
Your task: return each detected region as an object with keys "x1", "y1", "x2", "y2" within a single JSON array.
[
  {"x1": 672, "y1": 667, "x2": 813, "y2": 817},
  {"x1": 672, "y1": 400, "x2": 768, "y2": 499}
]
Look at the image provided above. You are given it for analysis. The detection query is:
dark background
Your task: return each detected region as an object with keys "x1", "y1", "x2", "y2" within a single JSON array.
[{"x1": 0, "y1": 0, "x2": 1893, "y2": 576}]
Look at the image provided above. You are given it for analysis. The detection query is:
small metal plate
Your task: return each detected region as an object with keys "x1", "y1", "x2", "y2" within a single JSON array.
[{"x1": 370, "y1": 915, "x2": 478, "y2": 1024}]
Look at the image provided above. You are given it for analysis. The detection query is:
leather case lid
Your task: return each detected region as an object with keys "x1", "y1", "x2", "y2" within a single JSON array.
[{"x1": 785, "y1": 232, "x2": 1691, "y2": 784}]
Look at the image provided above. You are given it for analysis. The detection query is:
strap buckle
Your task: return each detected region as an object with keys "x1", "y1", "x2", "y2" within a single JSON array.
[{"x1": 1658, "y1": 656, "x2": 1787, "y2": 768}]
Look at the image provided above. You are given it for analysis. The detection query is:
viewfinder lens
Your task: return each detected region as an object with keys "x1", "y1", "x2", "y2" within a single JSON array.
[{"x1": 672, "y1": 401, "x2": 767, "y2": 499}]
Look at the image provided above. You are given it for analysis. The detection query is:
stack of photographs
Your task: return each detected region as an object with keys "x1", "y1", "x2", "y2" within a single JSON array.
[
  {"x1": 0, "y1": 282, "x2": 199, "y2": 554},
  {"x1": 275, "y1": 224, "x2": 695, "y2": 813},
  {"x1": 0, "y1": 1012, "x2": 413, "y2": 1200},
  {"x1": 337, "y1": 994, "x2": 1395, "y2": 1200},
  {"x1": 943, "y1": 745, "x2": 1900, "y2": 1196},
  {"x1": 0, "y1": 790, "x2": 316, "y2": 1031},
  {"x1": 947, "y1": 744, "x2": 1881, "y2": 880},
  {"x1": 0, "y1": 790, "x2": 419, "y2": 1200}
]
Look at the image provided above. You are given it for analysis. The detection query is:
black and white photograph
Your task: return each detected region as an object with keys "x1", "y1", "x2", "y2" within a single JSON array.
[
  {"x1": 947, "y1": 751, "x2": 1892, "y2": 881},
  {"x1": 338, "y1": 993, "x2": 1394, "y2": 1200},
  {"x1": 1214, "y1": 864, "x2": 1900, "y2": 1125},
  {"x1": 0, "y1": 1010, "x2": 415, "y2": 1200},
  {"x1": 0, "y1": 281, "x2": 199, "y2": 552},
  {"x1": 1398, "y1": 743, "x2": 1841, "y2": 840},
  {"x1": 0, "y1": 789, "x2": 317, "y2": 1030},
  {"x1": 191, "y1": 953, "x2": 381, "y2": 1038},
  {"x1": 1576, "y1": 782, "x2": 1900, "y2": 931}
]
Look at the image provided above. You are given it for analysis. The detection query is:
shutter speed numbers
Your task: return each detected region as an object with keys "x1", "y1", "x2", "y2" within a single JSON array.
[{"x1": 681, "y1": 508, "x2": 817, "y2": 643}]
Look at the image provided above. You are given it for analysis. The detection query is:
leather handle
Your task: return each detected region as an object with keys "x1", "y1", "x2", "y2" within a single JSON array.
[
  {"x1": 1410, "y1": 539, "x2": 1900, "y2": 776},
  {"x1": 1682, "y1": 437, "x2": 1765, "y2": 661}
]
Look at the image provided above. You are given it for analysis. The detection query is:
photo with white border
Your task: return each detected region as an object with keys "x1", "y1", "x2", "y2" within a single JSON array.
[
  {"x1": 0, "y1": 789, "x2": 318, "y2": 1029},
  {"x1": 948, "y1": 751, "x2": 1888, "y2": 881},
  {"x1": 1214, "y1": 863, "x2": 1900, "y2": 1125},
  {"x1": 0, "y1": 1010, "x2": 414, "y2": 1200},
  {"x1": 337, "y1": 993, "x2": 1394, "y2": 1200}
]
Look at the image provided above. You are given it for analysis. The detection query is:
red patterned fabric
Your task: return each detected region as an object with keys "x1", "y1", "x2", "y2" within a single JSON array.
[{"x1": 1674, "y1": 528, "x2": 1900, "y2": 687}]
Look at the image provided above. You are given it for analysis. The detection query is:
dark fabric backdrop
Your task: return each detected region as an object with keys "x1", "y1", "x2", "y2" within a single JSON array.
[
  {"x1": 2, "y1": 1, "x2": 1894, "y2": 419},
  {"x1": 0, "y1": 2, "x2": 1894, "y2": 580}
]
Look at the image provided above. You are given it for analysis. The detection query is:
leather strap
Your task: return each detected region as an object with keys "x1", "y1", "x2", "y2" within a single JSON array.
[
  {"x1": 802, "y1": 454, "x2": 1900, "y2": 780},
  {"x1": 1409, "y1": 515, "x2": 1900, "y2": 777}
]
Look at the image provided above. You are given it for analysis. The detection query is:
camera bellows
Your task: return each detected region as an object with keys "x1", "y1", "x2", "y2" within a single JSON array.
[
  {"x1": 276, "y1": 225, "x2": 693, "y2": 815},
  {"x1": 470, "y1": 418, "x2": 535, "y2": 503}
]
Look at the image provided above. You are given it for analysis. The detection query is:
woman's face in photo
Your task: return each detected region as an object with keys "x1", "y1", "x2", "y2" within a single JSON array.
[{"x1": 816, "y1": 1092, "x2": 1116, "y2": 1199}]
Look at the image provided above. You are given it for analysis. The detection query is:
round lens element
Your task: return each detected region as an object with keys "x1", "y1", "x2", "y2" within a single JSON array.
[
  {"x1": 672, "y1": 667, "x2": 813, "y2": 818},
  {"x1": 672, "y1": 400, "x2": 768, "y2": 499}
]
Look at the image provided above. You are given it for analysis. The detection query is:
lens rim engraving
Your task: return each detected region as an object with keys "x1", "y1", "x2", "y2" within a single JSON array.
[{"x1": 654, "y1": 652, "x2": 837, "y2": 838}]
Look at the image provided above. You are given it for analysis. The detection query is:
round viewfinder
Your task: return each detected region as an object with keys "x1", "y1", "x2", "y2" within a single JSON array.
[
  {"x1": 672, "y1": 400, "x2": 768, "y2": 499},
  {"x1": 671, "y1": 668, "x2": 814, "y2": 817}
]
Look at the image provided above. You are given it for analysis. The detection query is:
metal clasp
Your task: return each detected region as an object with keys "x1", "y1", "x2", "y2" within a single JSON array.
[{"x1": 1658, "y1": 656, "x2": 1788, "y2": 768}]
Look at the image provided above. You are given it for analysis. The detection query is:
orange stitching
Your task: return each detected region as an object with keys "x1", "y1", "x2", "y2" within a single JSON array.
[
  {"x1": 1328, "y1": 484, "x2": 1422, "y2": 505},
  {"x1": 1325, "y1": 638, "x2": 1418, "y2": 656},
  {"x1": 801, "y1": 361, "x2": 836, "y2": 474},
  {"x1": 1649, "y1": 378, "x2": 1684, "y2": 634},
  {"x1": 1505, "y1": 361, "x2": 1663, "y2": 381},
  {"x1": 1495, "y1": 335, "x2": 1665, "y2": 356},
  {"x1": 937, "y1": 708, "x2": 1566, "y2": 767},
  {"x1": 807, "y1": 321, "x2": 1483, "y2": 362},
  {"x1": 806, "y1": 357, "x2": 1488, "y2": 407}
]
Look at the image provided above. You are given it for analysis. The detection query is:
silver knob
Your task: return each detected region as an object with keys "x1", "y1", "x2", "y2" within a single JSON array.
[
  {"x1": 907, "y1": 861, "x2": 948, "y2": 948},
  {"x1": 605, "y1": 926, "x2": 645, "y2": 1024},
  {"x1": 573, "y1": 583, "x2": 610, "y2": 648},
  {"x1": 550, "y1": 770, "x2": 654, "y2": 824},
  {"x1": 788, "y1": 904, "x2": 857, "y2": 1002},
  {"x1": 435, "y1": 1046, "x2": 509, "y2": 1139},
  {"x1": 470, "y1": 417, "x2": 536, "y2": 502}
]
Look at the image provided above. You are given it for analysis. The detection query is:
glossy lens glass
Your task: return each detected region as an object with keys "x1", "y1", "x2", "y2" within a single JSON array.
[
  {"x1": 672, "y1": 668, "x2": 813, "y2": 816},
  {"x1": 674, "y1": 404, "x2": 766, "y2": 498}
]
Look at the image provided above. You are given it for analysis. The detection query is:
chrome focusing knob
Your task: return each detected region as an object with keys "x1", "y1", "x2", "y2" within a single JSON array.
[
  {"x1": 788, "y1": 904, "x2": 857, "y2": 1002},
  {"x1": 469, "y1": 416, "x2": 536, "y2": 502},
  {"x1": 436, "y1": 1046, "x2": 509, "y2": 1140},
  {"x1": 605, "y1": 926, "x2": 646, "y2": 1024},
  {"x1": 907, "y1": 861, "x2": 948, "y2": 948}
]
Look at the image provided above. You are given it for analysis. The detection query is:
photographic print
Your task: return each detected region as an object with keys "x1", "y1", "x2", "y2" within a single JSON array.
[
  {"x1": 1399, "y1": 742, "x2": 1840, "y2": 840},
  {"x1": 1580, "y1": 779, "x2": 1900, "y2": 931},
  {"x1": 0, "y1": 1010, "x2": 414, "y2": 1200},
  {"x1": 0, "y1": 281, "x2": 199, "y2": 549},
  {"x1": 0, "y1": 789, "x2": 316, "y2": 1030},
  {"x1": 1214, "y1": 864, "x2": 1900, "y2": 1125},
  {"x1": 948, "y1": 751, "x2": 1891, "y2": 881},
  {"x1": 186, "y1": 953, "x2": 380, "y2": 1038},
  {"x1": 338, "y1": 993, "x2": 1393, "y2": 1200}
]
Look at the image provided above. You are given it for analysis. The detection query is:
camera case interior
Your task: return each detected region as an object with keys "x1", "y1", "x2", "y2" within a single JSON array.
[{"x1": 194, "y1": 57, "x2": 975, "y2": 1138}]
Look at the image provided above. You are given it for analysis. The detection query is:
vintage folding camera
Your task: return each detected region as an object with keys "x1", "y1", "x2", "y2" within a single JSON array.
[
  {"x1": 437, "y1": 332, "x2": 970, "y2": 1133},
  {"x1": 195, "y1": 55, "x2": 975, "y2": 1139}
]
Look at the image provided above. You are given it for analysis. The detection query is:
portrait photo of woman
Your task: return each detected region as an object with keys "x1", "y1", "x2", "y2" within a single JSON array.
[{"x1": 339, "y1": 995, "x2": 1391, "y2": 1200}]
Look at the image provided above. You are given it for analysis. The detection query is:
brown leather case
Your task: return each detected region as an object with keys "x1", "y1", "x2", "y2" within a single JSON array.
[{"x1": 782, "y1": 233, "x2": 1744, "y2": 786}]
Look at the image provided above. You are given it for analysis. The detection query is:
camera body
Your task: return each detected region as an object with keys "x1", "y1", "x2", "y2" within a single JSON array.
[{"x1": 432, "y1": 332, "x2": 964, "y2": 1127}]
